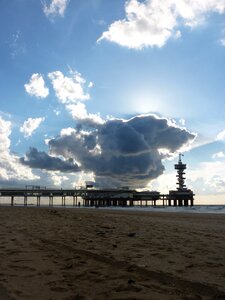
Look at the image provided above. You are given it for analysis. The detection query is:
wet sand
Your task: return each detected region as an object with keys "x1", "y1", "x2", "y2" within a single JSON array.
[{"x1": 0, "y1": 206, "x2": 225, "y2": 299}]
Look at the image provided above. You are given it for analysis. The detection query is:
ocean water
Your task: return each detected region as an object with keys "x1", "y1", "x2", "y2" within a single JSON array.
[{"x1": 98, "y1": 205, "x2": 225, "y2": 214}]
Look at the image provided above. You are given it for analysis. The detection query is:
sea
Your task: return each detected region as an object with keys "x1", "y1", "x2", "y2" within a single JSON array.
[{"x1": 105, "y1": 205, "x2": 225, "y2": 214}]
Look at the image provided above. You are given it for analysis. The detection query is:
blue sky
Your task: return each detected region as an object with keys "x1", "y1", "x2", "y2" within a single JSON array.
[{"x1": 1, "y1": 0, "x2": 225, "y2": 203}]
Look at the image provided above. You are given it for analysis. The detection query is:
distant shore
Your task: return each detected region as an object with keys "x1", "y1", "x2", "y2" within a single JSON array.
[{"x1": 0, "y1": 207, "x2": 225, "y2": 299}]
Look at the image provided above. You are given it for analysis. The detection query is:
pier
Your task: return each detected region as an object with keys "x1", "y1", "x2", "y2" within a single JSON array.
[
  {"x1": 0, "y1": 188, "x2": 193, "y2": 207},
  {"x1": 0, "y1": 187, "x2": 160, "y2": 207},
  {"x1": 0, "y1": 155, "x2": 194, "y2": 207}
]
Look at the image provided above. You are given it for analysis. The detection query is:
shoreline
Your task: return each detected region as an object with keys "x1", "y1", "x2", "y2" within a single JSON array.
[
  {"x1": 1, "y1": 203, "x2": 225, "y2": 214},
  {"x1": 0, "y1": 207, "x2": 225, "y2": 299}
]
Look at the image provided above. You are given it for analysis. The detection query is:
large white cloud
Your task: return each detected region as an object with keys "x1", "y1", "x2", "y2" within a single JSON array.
[
  {"x1": 48, "y1": 70, "x2": 102, "y2": 124},
  {"x1": 24, "y1": 73, "x2": 49, "y2": 98},
  {"x1": 66, "y1": 102, "x2": 104, "y2": 125},
  {"x1": 0, "y1": 117, "x2": 38, "y2": 183},
  {"x1": 20, "y1": 117, "x2": 45, "y2": 138},
  {"x1": 24, "y1": 69, "x2": 101, "y2": 126},
  {"x1": 42, "y1": 0, "x2": 69, "y2": 18},
  {"x1": 48, "y1": 70, "x2": 91, "y2": 104},
  {"x1": 98, "y1": 0, "x2": 225, "y2": 49}
]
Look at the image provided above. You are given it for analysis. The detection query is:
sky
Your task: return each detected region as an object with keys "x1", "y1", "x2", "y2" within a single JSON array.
[{"x1": 1, "y1": 0, "x2": 225, "y2": 203}]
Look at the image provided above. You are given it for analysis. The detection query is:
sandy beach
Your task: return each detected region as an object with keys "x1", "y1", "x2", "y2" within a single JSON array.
[{"x1": 0, "y1": 207, "x2": 225, "y2": 299}]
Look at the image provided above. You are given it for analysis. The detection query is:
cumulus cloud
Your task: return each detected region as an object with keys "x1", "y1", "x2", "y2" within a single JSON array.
[
  {"x1": 66, "y1": 102, "x2": 104, "y2": 125},
  {"x1": 48, "y1": 70, "x2": 91, "y2": 103},
  {"x1": 20, "y1": 117, "x2": 45, "y2": 138},
  {"x1": 48, "y1": 172, "x2": 69, "y2": 186},
  {"x1": 98, "y1": 0, "x2": 225, "y2": 49},
  {"x1": 20, "y1": 147, "x2": 80, "y2": 173},
  {"x1": 42, "y1": 0, "x2": 69, "y2": 18},
  {"x1": 24, "y1": 73, "x2": 49, "y2": 98},
  {"x1": 60, "y1": 127, "x2": 76, "y2": 136},
  {"x1": 187, "y1": 161, "x2": 225, "y2": 194},
  {"x1": 48, "y1": 70, "x2": 104, "y2": 125},
  {"x1": 216, "y1": 129, "x2": 225, "y2": 141},
  {"x1": 41, "y1": 114, "x2": 196, "y2": 187},
  {"x1": 212, "y1": 151, "x2": 225, "y2": 159},
  {"x1": 0, "y1": 117, "x2": 11, "y2": 152},
  {"x1": 24, "y1": 69, "x2": 102, "y2": 125},
  {"x1": 47, "y1": 70, "x2": 102, "y2": 125},
  {"x1": 0, "y1": 117, "x2": 38, "y2": 184}
]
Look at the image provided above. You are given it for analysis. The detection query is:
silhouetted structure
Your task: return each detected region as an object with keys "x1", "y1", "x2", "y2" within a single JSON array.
[
  {"x1": 176, "y1": 153, "x2": 187, "y2": 190},
  {"x1": 0, "y1": 154, "x2": 194, "y2": 207},
  {"x1": 168, "y1": 154, "x2": 194, "y2": 206}
]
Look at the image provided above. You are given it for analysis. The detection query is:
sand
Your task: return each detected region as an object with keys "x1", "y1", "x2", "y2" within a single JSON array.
[{"x1": 0, "y1": 207, "x2": 225, "y2": 300}]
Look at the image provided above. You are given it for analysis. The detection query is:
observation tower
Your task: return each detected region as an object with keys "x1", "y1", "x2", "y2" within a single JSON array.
[
  {"x1": 168, "y1": 154, "x2": 194, "y2": 206},
  {"x1": 175, "y1": 153, "x2": 186, "y2": 190}
]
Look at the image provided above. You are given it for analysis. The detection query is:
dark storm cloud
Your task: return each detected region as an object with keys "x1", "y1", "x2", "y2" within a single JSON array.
[
  {"x1": 46, "y1": 114, "x2": 196, "y2": 187},
  {"x1": 20, "y1": 147, "x2": 80, "y2": 173}
]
